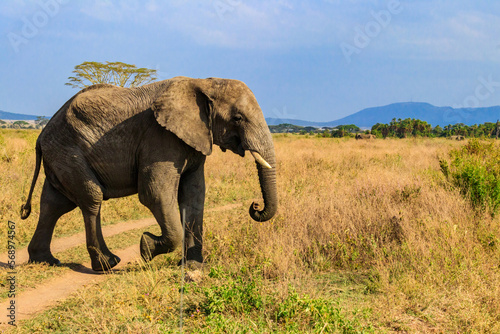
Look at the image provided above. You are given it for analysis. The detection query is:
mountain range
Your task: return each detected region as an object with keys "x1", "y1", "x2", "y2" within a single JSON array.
[
  {"x1": 266, "y1": 102, "x2": 500, "y2": 128},
  {"x1": 0, "y1": 110, "x2": 41, "y2": 121},
  {"x1": 2, "y1": 102, "x2": 500, "y2": 128}
]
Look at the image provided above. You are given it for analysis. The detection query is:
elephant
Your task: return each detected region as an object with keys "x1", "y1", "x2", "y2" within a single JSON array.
[
  {"x1": 355, "y1": 133, "x2": 375, "y2": 140},
  {"x1": 20, "y1": 76, "x2": 277, "y2": 271}
]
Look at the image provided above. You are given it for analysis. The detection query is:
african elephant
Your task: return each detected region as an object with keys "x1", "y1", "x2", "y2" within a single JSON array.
[
  {"x1": 20, "y1": 77, "x2": 277, "y2": 271},
  {"x1": 355, "y1": 133, "x2": 375, "y2": 140}
]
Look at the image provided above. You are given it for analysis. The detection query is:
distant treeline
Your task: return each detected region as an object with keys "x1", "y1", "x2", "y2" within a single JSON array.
[
  {"x1": 269, "y1": 118, "x2": 500, "y2": 139},
  {"x1": 269, "y1": 123, "x2": 361, "y2": 137},
  {"x1": 0, "y1": 116, "x2": 49, "y2": 129}
]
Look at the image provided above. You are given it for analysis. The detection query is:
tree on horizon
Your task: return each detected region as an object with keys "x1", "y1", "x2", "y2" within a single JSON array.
[{"x1": 65, "y1": 61, "x2": 157, "y2": 89}]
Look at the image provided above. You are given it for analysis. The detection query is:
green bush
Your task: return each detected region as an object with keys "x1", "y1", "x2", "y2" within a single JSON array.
[
  {"x1": 201, "y1": 269, "x2": 264, "y2": 315},
  {"x1": 275, "y1": 287, "x2": 367, "y2": 333},
  {"x1": 440, "y1": 139, "x2": 500, "y2": 214}
]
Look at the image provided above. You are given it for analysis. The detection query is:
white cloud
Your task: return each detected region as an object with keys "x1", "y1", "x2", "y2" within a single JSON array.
[
  {"x1": 330, "y1": 1, "x2": 500, "y2": 63},
  {"x1": 0, "y1": 1, "x2": 36, "y2": 19},
  {"x1": 79, "y1": 0, "x2": 123, "y2": 22},
  {"x1": 25, "y1": 0, "x2": 500, "y2": 60},
  {"x1": 390, "y1": 8, "x2": 500, "y2": 62},
  {"x1": 72, "y1": 1, "x2": 343, "y2": 49}
]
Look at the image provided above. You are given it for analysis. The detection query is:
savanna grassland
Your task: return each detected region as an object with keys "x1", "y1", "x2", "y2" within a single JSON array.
[{"x1": 2, "y1": 129, "x2": 500, "y2": 333}]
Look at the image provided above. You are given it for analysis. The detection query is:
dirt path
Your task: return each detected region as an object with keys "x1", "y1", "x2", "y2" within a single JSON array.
[
  {"x1": 0, "y1": 244, "x2": 140, "y2": 325},
  {"x1": 0, "y1": 203, "x2": 242, "y2": 328},
  {"x1": 0, "y1": 203, "x2": 241, "y2": 266},
  {"x1": 0, "y1": 218, "x2": 156, "y2": 266}
]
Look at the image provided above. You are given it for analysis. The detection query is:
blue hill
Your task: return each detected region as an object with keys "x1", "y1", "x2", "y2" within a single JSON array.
[
  {"x1": 2, "y1": 102, "x2": 499, "y2": 127},
  {"x1": 0, "y1": 110, "x2": 41, "y2": 121},
  {"x1": 266, "y1": 102, "x2": 500, "y2": 127}
]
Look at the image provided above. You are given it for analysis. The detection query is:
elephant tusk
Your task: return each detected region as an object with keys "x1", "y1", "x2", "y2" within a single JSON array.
[{"x1": 251, "y1": 151, "x2": 272, "y2": 169}]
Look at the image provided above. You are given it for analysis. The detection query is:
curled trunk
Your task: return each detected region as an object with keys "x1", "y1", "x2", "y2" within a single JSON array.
[{"x1": 249, "y1": 150, "x2": 277, "y2": 222}]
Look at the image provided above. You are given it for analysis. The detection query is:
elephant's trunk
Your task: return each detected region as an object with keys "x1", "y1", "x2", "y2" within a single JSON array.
[{"x1": 249, "y1": 148, "x2": 277, "y2": 222}]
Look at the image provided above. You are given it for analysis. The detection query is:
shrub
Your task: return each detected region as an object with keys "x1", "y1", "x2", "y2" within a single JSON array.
[
  {"x1": 440, "y1": 139, "x2": 500, "y2": 214},
  {"x1": 274, "y1": 287, "x2": 367, "y2": 333},
  {"x1": 200, "y1": 268, "x2": 264, "y2": 315}
]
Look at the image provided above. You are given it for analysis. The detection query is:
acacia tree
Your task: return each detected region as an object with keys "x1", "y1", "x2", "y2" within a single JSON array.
[
  {"x1": 65, "y1": 61, "x2": 157, "y2": 89},
  {"x1": 35, "y1": 116, "x2": 49, "y2": 129}
]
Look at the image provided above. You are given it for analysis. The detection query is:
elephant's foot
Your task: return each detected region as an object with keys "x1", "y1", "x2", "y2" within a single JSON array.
[
  {"x1": 89, "y1": 250, "x2": 121, "y2": 272},
  {"x1": 178, "y1": 246, "x2": 204, "y2": 269},
  {"x1": 185, "y1": 269, "x2": 204, "y2": 283},
  {"x1": 178, "y1": 259, "x2": 203, "y2": 270},
  {"x1": 28, "y1": 253, "x2": 61, "y2": 266},
  {"x1": 140, "y1": 232, "x2": 177, "y2": 262}
]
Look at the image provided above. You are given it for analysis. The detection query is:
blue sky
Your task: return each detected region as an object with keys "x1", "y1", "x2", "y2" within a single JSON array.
[{"x1": 1, "y1": 0, "x2": 499, "y2": 122}]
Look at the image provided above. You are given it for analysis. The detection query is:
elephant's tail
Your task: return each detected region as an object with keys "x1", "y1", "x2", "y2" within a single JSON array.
[{"x1": 20, "y1": 140, "x2": 42, "y2": 220}]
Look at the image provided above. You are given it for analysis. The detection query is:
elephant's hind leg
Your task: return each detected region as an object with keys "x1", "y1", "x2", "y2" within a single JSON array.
[
  {"x1": 82, "y1": 204, "x2": 121, "y2": 271},
  {"x1": 55, "y1": 156, "x2": 120, "y2": 271},
  {"x1": 28, "y1": 180, "x2": 76, "y2": 265}
]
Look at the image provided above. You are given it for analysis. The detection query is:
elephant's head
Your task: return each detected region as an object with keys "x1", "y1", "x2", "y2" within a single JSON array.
[{"x1": 152, "y1": 77, "x2": 277, "y2": 222}]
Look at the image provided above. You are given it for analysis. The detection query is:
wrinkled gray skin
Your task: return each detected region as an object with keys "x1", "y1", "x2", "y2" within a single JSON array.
[{"x1": 20, "y1": 77, "x2": 278, "y2": 271}]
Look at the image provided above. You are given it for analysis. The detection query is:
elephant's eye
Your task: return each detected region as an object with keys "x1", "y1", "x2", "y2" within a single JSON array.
[{"x1": 232, "y1": 115, "x2": 243, "y2": 123}]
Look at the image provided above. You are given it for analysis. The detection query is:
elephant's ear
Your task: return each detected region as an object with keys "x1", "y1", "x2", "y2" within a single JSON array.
[{"x1": 152, "y1": 79, "x2": 213, "y2": 155}]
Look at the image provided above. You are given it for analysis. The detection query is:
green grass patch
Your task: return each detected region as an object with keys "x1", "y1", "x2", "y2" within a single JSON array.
[{"x1": 440, "y1": 139, "x2": 500, "y2": 214}]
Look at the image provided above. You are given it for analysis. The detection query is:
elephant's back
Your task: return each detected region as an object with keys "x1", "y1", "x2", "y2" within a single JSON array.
[{"x1": 66, "y1": 85, "x2": 135, "y2": 141}]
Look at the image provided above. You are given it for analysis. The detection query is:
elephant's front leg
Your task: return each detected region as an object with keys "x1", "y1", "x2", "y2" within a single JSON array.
[
  {"x1": 178, "y1": 163, "x2": 206, "y2": 269},
  {"x1": 139, "y1": 168, "x2": 184, "y2": 262}
]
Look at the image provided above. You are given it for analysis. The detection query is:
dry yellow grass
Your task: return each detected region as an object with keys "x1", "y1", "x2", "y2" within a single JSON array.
[
  {"x1": 204, "y1": 135, "x2": 500, "y2": 331},
  {"x1": 3, "y1": 129, "x2": 500, "y2": 332}
]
